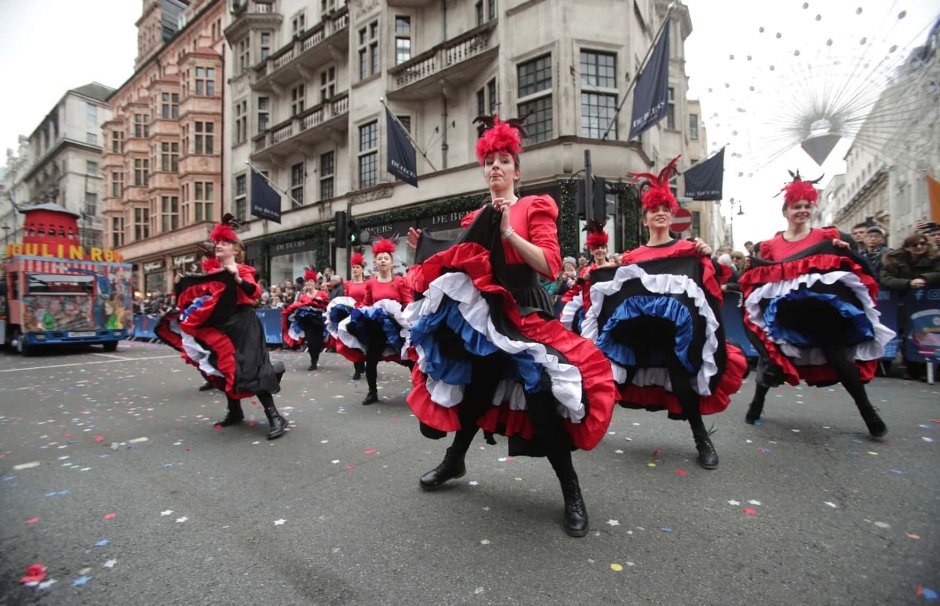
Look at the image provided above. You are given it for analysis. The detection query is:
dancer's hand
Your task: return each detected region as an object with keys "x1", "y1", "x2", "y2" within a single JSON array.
[
  {"x1": 832, "y1": 238, "x2": 850, "y2": 249},
  {"x1": 406, "y1": 227, "x2": 422, "y2": 251},
  {"x1": 693, "y1": 238, "x2": 712, "y2": 257},
  {"x1": 493, "y1": 198, "x2": 512, "y2": 233},
  {"x1": 910, "y1": 278, "x2": 926, "y2": 288}
]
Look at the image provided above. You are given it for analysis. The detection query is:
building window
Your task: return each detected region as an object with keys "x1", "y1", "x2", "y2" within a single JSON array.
[
  {"x1": 237, "y1": 37, "x2": 249, "y2": 73},
  {"x1": 235, "y1": 100, "x2": 248, "y2": 145},
  {"x1": 666, "y1": 86, "x2": 675, "y2": 129},
  {"x1": 235, "y1": 174, "x2": 247, "y2": 222},
  {"x1": 321, "y1": 0, "x2": 336, "y2": 13},
  {"x1": 580, "y1": 50, "x2": 618, "y2": 139},
  {"x1": 111, "y1": 216, "x2": 124, "y2": 248},
  {"x1": 161, "y1": 92, "x2": 179, "y2": 119},
  {"x1": 291, "y1": 84, "x2": 305, "y2": 116},
  {"x1": 133, "y1": 114, "x2": 149, "y2": 138},
  {"x1": 292, "y1": 11, "x2": 305, "y2": 35},
  {"x1": 86, "y1": 132, "x2": 98, "y2": 145},
  {"x1": 290, "y1": 162, "x2": 305, "y2": 207},
  {"x1": 111, "y1": 130, "x2": 123, "y2": 153},
  {"x1": 395, "y1": 16, "x2": 412, "y2": 64},
  {"x1": 194, "y1": 181, "x2": 214, "y2": 222},
  {"x1": 86, "y1": 160, "x2": 98, "y2": 176},
  {"x1": 320, "y1": 151, "x2": 334, "y2": 200},
  {"x1": 194, "y1": 121, "x2": 214, "y2": 154},
  {"x1": 358, "y1": 20, "x2": 379, "y2": 80},
  {"x1": 84, "y1": 192, "x2": 98, "y2": 217},
  {"x1": 160, "y1": 142, "x2": 179, "y2": 172},
  {"x1": 111, "y1": 171, "x2": 124, "y2": 197},
  {"x1": 194, "y1": 66, "x2": 216, "y2": 96},
  {"x1": 134, "y1": 207, "x2": 150, "y2": 240},
  {"x1": 689, "y1": 113, "x2": 699, "y2": 140},
  {"x1": 475, "y1": 0, "x2": 495, "y2": 24},
  {"x1": 260, "y1": 31, "x2": 271, "y2": 61},
  {"x1": 517, "y1": 54, "x2": 553, "y2": 143},
  {"x1": 133, "y1": 158, "x2": 150, "y2": 187},
  {"x1": 488, "y1": 0, "x2": 496, "y2": 19},
  {"x1": 161, "y1": 196, "x2": 179, "y2": 232},
  {"x1": 320, "y1": 67, "x2": 336, "y2": 102},
  {"x1": 257, "y1": 96, "x2": 270, "y2": 133},
  {"x1": 86, "y1": 103, "x2": 97, "y2": 125},
  {"x1": 358, "y1": 121, "x2": 378, "y2": 188},
  {"x1": 477, "y1": 77, "x2": 497, "y2": 117}
]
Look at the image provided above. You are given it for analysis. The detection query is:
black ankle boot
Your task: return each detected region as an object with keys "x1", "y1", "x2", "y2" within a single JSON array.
[
  {"x1": 362, "y1": 391, "x2": 379, "y2": 405},
  {"x1": 199, "y1": 380, "x2": 215, "y2": 392},
  {"x1": 419, "y1": 452, "x2": 466, "y2": 490},
  {"x1": 352, "y1": 371, "x2": 362, "y2": 380},
  {"x1": 215, "y1": 401, "x2": 244, "y2": 427},
  {"x1": 560, "y1": 477, "x2": 589, "y2": 537},
  {"x1": 265, "y1": 409, "x2": 288, "y2": 440},
  {"x1": 693, "y1": 432, "x2": 719, "y2": 469},
  {"x1": 745, "y1": 400, "x2": 764, "y2": 425},
  {"x1": 858, "y1": 405, "x2": 887, "y2": 438}
]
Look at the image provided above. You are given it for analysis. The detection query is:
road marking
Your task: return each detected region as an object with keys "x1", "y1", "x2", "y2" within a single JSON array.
[
  {"x1": 92, "y1": 353, "x2": 133, "y2": 361},
  {"x1": 0, "y1": 355, "x2": 178, "y2": 373}
]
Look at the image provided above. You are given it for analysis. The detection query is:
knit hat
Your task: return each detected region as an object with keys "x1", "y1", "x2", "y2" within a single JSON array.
[{"x1": 563, "y1": 256, "x2": 577, "y2": 267}]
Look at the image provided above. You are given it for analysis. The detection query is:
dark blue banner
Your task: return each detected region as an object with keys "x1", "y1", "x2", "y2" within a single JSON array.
[
  {"x1": 386, "y1": 109, "x2": 418, "y2": 187},
  {"x1": 629, "y1": 24, "x2": 670, "y2": 139},
  {"x1": 251, "y1": 169, "x2": 282, "y2": 223},
  {"x1": 903, "y1": 287, "x2": 940, "y2": 363},
  {"x1": 875, "y1": 289, "x2": 901, "y2": 360},
  {"x1": 683, "y1": 148, "x2": 724, "y2": 201}
]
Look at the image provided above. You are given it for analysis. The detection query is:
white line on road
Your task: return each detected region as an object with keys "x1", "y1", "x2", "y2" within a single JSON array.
[
  {"x1": 92, "y1": 353, "x2": 133, "y2": 361},
  {"x1": 0, "y1": 355, "x2": 178, "y2": 373}
]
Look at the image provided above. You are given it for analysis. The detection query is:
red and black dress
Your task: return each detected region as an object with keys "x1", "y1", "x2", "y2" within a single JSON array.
[
  {"x1": 405, "y1": 199, "x2": 616, "y2": 453},
  {"x1": 282, "y1": 289, "x2": 330, "y2": 369},
  {"x1": 327, "y1": 278, "x2": 369, "y2": 375},
  {"x1": 156, "y1": 264, "x2": 284, "y2": 400},
  {"x1": 581, "y1": 239, "x2": 746, "y2": 419},
  {"x1": 738, "y1": 228, "x2": 895, "y2": 388}
]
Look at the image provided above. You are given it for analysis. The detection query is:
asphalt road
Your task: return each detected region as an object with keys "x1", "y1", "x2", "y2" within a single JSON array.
[{"x1": 0, "y1": 340, "x2": 938, "y2": 605}]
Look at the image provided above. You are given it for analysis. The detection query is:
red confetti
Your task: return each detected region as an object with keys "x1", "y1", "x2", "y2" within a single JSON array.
[
  {"x1": 345, "y1": 464, "x2": 356, "y2": 470},
  {"x1": 25, "y1": 517, "x2": 40, "y2": 525},
  {"x1": 248, "y1": 421, "x2": 258, "y2": 427},
  {"x1": 94, "y1": 435, "x2": 105, "y2": 443},
  {"x1": 102, "y1": 513, "x2": 116, "y2": 520},
  {"x1": 214, "y1": 425, "x2": 222, "y2": 431},
  {"x1": 64, "y1": 433, "x2": 73, "y2": 439},
  {"x1": 652, "y1": 449, "x2": 662, "y2": 457},
  {"x1": 929, "y1": 420, "x2": 940, "y2": 424},
  {"x1": 19, "y1": 563, "x2": 47, "y2": 584},
  {"x1": 743, "y1": 508, "x2": 758, "y2": 516},
  {"x1": 363, "y1": 449, "x2": 377, "y2": 455},
  {"x1": 674, "y1": 468, "x2": 688, "y2": 477},
  {"x1": 185, "y1": 447, "x2": 192, "y2": 452}
]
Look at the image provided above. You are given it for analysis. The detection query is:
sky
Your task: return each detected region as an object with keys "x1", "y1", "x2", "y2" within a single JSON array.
[{"x1": 1, "y1": 0, "x2": 937, "y2": 247}]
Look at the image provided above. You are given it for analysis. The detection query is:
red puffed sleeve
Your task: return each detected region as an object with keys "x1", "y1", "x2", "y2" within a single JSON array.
[
  {"x1": 525, "y1": 195, "x2": 563, "y2": 280},
  {"x1": 397, "y1": 275, "x2": 414, "y2": 304},
  {"x1": 236, "y1": 264, "x2": 261, "y2": 304}
]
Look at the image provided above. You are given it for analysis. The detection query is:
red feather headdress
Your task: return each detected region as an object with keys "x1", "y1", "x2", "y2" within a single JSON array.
[
  {"x1": 350, "y1": 252, "x2": 365, "y2": 267},
  {"x1": 781, "y1": 170, "x2": 821, "y2": 206},
  {"x1": 201, "y1": 257, "x2": 221, "y2": 273},
  {"x1": 209, "y1": 213, "x2": 240, "y2": 244},
  {"x1": 474, "y1": 114, "x2": 525, "y2": 165},
  {"x1": 372, "y1": 239, "x2": 396, "y2": 255},
  {"x1": 304, "y1": 268, "x2": 318, "y2": 281},
  {"x1": 583, "y1": 219, "x2": 609, "y2": 249},
  {"x1": 630, "y1": 155, "x2": 681, "y2": 213}
]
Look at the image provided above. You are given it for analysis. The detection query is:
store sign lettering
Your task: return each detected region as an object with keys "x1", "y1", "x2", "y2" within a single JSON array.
[{"x1": 5, "y1": 242, "x2": 125, "y2": 262}]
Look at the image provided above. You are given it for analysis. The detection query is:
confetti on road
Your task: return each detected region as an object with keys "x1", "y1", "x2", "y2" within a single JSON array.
[
  {"x1": 728, "y1": 500, "x2": 741, "y2": 506},
  {"x1": 874, "y1": 521, "x2": 890, "y2": 529},
  {"x1": 103, "y1": 513, "x2": 116, "y2": 520},
  {"x1": 13, "y1": 461, "x2": 40, "y2": 470},
  {"x1": 674, "y1": 468, "x2": 688, "y2": 477},
  {"x1": 660, "y1": 527, "x2": 673, "y2": 533},
  {"x1": 606, "y1": 519, "x2": 620, "y2": 526},
  {"x1": 176, "y1": 517, "x2": 188, "y2": 523},
  {"x1": 274, "y1": 519, "x2": 286, "y2": 526},
  {"x1": 72, "y1": 575, "x2": 91, "y2": 587},
  {"x1": 364, "y1": 449, "x2": 377, "y2": 455},
  {"x1": 480, "y1": 539, "x2": 490, "y2": 545},
  {"x1": 469, "y1": 481, "x2": 479, "y2": 486},
  {"x1": 610, "y1": 563, "x2": 624, "y2": 572},
  {"x1": 916, "y1": 585, "x2": 939, "y2": 600},
  {"x1": 103, "y1": 559, "x2": 117, "y2": 569},
  {"x1": 824, "y1": 501, "x2": 838, "y2": 508},
  {"x1": 25, "y1": 517, "x2": 41, "y2": 525},
  {"x1": 160, "y1": 510, "x2": 173, "y2": 516},
  {"x1": 907, "y1": 533, "x2": 921, "y2": 540},
  {"x1": 748, "y1": 500, "x2": 762, "y2": 506},
  {"x1": 19, "y1": 563, "x2": 47, "y2": 585},
  {"x1": 743, "y1": 508, "x2": 758, "y2": 516},
  {"x1": 94, "y1": 539, "x2": 110, "y2": 547}
]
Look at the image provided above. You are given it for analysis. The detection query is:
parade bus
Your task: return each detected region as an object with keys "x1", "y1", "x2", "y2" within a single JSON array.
[{"x1": 1, "y1": 203, "x2": 132, "y2": 355}]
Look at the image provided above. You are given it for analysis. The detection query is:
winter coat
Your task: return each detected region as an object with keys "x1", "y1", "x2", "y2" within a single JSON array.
[{"x1": 879, "y1": 248, "x2": 940, "y2": 291}]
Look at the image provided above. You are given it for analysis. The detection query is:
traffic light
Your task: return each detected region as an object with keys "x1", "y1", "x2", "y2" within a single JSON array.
[
  {"x1": 576, "y1": 177, "x2": 607, "y2": 221},
  {"x1": 334, "y1": 211, "x2": 347, "y2": 247},
  {"x1": 348, "y1": 218, "x2": 360, "y2": 246}
]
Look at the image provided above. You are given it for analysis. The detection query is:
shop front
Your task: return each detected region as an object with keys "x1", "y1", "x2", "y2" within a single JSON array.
[
  {"x1": 142, "y1": 259, "x2": 167, "y2": 296},
  {"x1": 269, "y1": 238, "x2": 320, "y2": 288},
  {"x1": 172, "y1": 253, "x2": 200, "y2": 277}
]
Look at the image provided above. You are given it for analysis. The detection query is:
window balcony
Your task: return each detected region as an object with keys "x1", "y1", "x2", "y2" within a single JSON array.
[
  {"x1": 251, "y1": 6, "x2": 349, "y2": 92},
  {"x1": 225, "y1": 0, "x2": 282, "y2": 45},
  {"x1": 251, "y1": 92, "x2": 349, "y2": 162},
  {"x1": 387, "y1": 20, "x2": 498, "y2": 101}
]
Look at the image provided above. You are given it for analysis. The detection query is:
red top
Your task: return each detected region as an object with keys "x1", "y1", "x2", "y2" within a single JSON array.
[
  {"x1": 365, "y1": 276, "x2": 413, "y2": 305},
  {"x1": 345, "y1": 280, "x2": 368, "y2": 306},
  {"x1": 461, "y1": 195, "x2": 562, "y2": 280},
  {"x1": 298, "y1": 290, "x2": 329, "y2": 309},
  {"x1": 620, "y1": 239, "x2": 727, "y2": 302},
  {"x1": 219, "y1": 264, "x2": 260, "y2": 306},
  {"x1": 758, "y1": 227, "x2": 840, "y2": 261}
]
